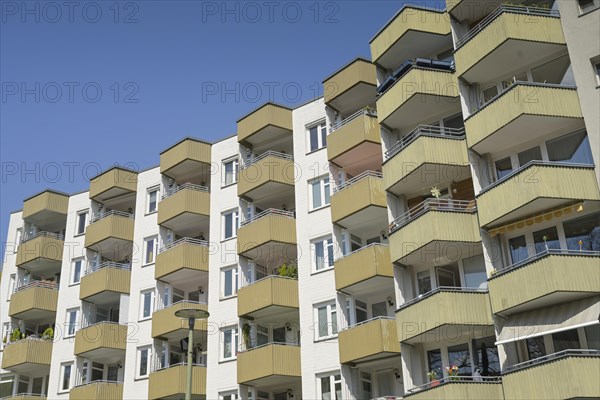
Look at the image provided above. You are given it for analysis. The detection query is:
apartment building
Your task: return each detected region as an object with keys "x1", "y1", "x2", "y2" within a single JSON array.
[{"x1": 1, "y1": 0, "x2": 599, "y2": 399}]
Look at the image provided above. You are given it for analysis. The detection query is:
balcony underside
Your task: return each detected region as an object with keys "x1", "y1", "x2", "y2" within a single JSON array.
[
  {"x1": 387, "y1": 163, "x2": 471, "y2": 198},
  {"x1": 332, "y1": 141, "x2": 382, "y2": 176},
  {"x1": 240, "y1": 180, "x2": 293, "y2": 204},
  {"x1": 334, "y1": 205, "x2": 388, "y2": 238},
  {"x1": 85, "y1": 237, "x2": 133, "y2": 262},
  {"x1": 328, "y1": 81, "x2": 376, "y2": 115},
  {"x1": 376, "y1": 31, "x2": 451, "y2": 71},
  {"x1": 159, "y1": 212, "x2": 209, "y2": 236},
  {"x1": 380, "y1": 93, "x2": 460, "y2": 132}
]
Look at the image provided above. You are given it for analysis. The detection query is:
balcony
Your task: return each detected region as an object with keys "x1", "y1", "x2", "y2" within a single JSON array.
[
  {"x1": 389, "y1": 199, "x2": 480, "y2": 266},
  {"x1": 8, "y1": 281, "x2": 58, "y2": 321},
  {"x1": 237, "y1": 276, "x2": 299, "y2": 319},
  {"x1": 155, "y1": 238, "x2": 209, "y2": 284},
  {"x1": 2, "y1": 396, "x2": 48, "y2": 400},
  {"x1": 1, "y1": 338, "x2": 52, "y2": 374},
  {"x1": 334, "y1": 244, "x2": 393, "y2": 296},
  {"x1": 370, "y1": 6, "x2": 451, "y2": 70},
  {"x1": 465, "y1": 83, "x2": 583, "y2": 154},
  {"x1": 74, "y1": 322, "x2": 127, "y2": 358},
  {"x1": 447, "y1": 0, "x2": 504, "y2": 22},
  {"x1": 160, "y1": 138, "x2": 212, "y2": 182},
  {"x1": 328, "y1": 110, "x2": 381, "y2": 174},
  {"x1": 238, "y1": 152, "x2": 294, "y2": 202},
  {"x1": 383, "y1": 125, "x2": 469, "y2": 196},
  {"x1": 237, "y1": 209, "x2": 297, "y2": 265},
  {"x1": 69, "y1": 381, "x2": 124, "y2": 400},
  {"x1": 89, "y1": 167, "x2": 138, "y2": 203},
  {"x1": 338, "y1": 317, "x2": 399, "y2": 365},
  {"x1": 488, "y1": 250, "x2": 600, "y2": 315},
  {"x1": 157, "y1": 184, "x2": 210, "y2": 235},
  {"x1": 503, "y1": 350, "x2": 600, "y2": 399},
  {"x1": 16, "y1": 232, "x2": 64, "y2": 273},
  {"x1": 404, "y1": 377, "x2": 503, "y2": 399},
  {"x1": 22, "y1": 190, "x2": 68, "y2": 231},
  {"x1": 237, "y1": 343, "x2": 301, "y2": 386},
  {"x1": 395, "y1": 288, "x2": 493, "y2": 343},
  {"x1": 148, "y1": 364, "x2": 206, "y2": 400},
  {"x1": 323, "y1": 58, "x2": 377, "y2": 115},
  {"x1": 454, "y1": 5, "x2": 566, "y2": 82},
  {"x1": 477, "y1": 162, "x2": 600, "y2": 229},
  {"x1": 237, "y1": 103, "x2": 293, "y2": 148},
  {"x1": 79, "y1": 262, "x2": 131, "y2": 302},
  {"x1": 84, "y1": 211, "x2": 134, "y2": 260},
  {"x1": 152, "y1": 301, "x2": 208, "y2": 340}
]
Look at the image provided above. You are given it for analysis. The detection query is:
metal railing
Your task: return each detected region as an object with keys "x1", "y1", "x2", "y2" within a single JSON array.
[
  {"x1": 21, "y1": 231, "x2": 64, "y2": 243},
  {"x1": 397, "y1": 286, "x2": 488, "y2": 311},
  {"x1": 90, "y1": 210, "x2": 134, "y2": 223},
  {"x1": 162, "y1": 183, "x2": 209, "y2": 200},
  {"x1": 334, "y1": 170, "x2": 383, "y2": 193},
  {"x1": 81, "y1": 320, "x2": 126, "y2": 330},
  {"x1": 72, "y1": 380, "x2": 124, "y2": 389},
  {"x1": 241, "y1": 150, "x2": 293, "y2": 169},
  {"x1": 335, "y1": 242, "x2": 388, "y2": 262},
  {"x1": 504, "y1": 349, "x2": 599, "y2": 373},
  {"x1": 14, "y1": 280, "x2": 58, "y2": 293},
  {"x1": 329, "y1": 108, "x2": 377, "y2": 133},
  {"x1": 455, "y1": 5, "x2": 560, "y2": 49},
  {"x1": 491, "y1": 249, "x2": 600, "y2": 279},
  {"x1": 1, "y1": 394, "x2": 47, "y2": 400},
  {"x1": 340, "y1": 315, "x2": 395, "y2": 332},
  {"x1": 242, "y1": 341, "x2": 300, "y2": 352},
  {"x1": 241, "y1": 273, "x2": 298, "y2": 289},
  {"x1": 85, "y1": 261, "x2": 131, "y2": 275},
  {"x1": 155, "y1": 299, "x2": 208, "y2": 312},
  {"x1": 385, "y1": 125, "x2": 465, "y2": 160},
  {"x1": 159, "y1": 237, "x2": 208, "y2": 253},
  {"x1": 405, "y1": 376, "x2": 501, "y2": 395},
  {"x1": 389, "y1": 198, "x2": 476, "y2": 234},
  {"x1": 240, "y1": 208, "x2": 295, "y2": 226}
]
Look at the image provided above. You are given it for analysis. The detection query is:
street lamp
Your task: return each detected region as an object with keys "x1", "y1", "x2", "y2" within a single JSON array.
[{"x1": 175, "y1": 308, "x2": 210, "y2": 400}]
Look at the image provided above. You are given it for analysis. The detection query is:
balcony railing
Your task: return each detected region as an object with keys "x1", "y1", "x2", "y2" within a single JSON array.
[
  {"x1": 152, "y1": 361, "x2": 206, "y2": 374},
  {"x1": 81, "y1": 319, "x2": 123, "y2": 330},
  {"x1": 90, "y1": 210, "x2": 134, "y2": 224},
  {"x1": 159, "y1": 237, "x2": 208, "y2": 253},
  {"x1": 162, "y1": 183, "x2": 209, "y2": 200},
  {"x1": 242, "y1": 150, "x2": 293, "y2": 169},
  {"x1": 240, "y1": 273, "x2": 297, "y2": 289},
  {"x1": 492, "y1": 249, "x2": 600, "y2": 279},
  {"x1": 334, "y1": 170, "x2": 383, "y2": 193},
  {"x1": 398, "y1": 286, "x2": 488, "y2": 311},
  {"x1": 504, "y1": 349, "x2": 599, "y2": 373},
  {"x1": 390, "y1": 199, "x2": 476, "y2": 233},
  {"x1": 21, "y1": 231, "x2": 64, "y2": 243},
  {"x1": 335, "y1": 242, "x2": 388, "y2": 262},
  {"x1": 72, "y1": 380, "x2": 123, "y2": 389},
  {"x1": 330, "y1": 108, "x2": 377, "y2": 133},
  {"x1": 405, "y1": 376, "x2": 501, "y2": 395},
  {"x1": 377, "y1": 58, "x2": 455, "y2": 96},
  {"x1": 155, "y1": 299, "x2": 207, "y2": 313},
  {"x1": 340, "y1": 315, "x2": 395, "y2": 332},
  {"x1": 385, "y1": 126, "x2": 465, "y2": 160},
  {"x1": 240, "y1": 208, "x2": 295, "y2": 226},
  {"x1": 241, "y1": 340, "x2": 300, "y2": 353},
  {"x1": 85, "y1": 261, "x2": 131, "y2": 275},
  {"x1": 14, "y1": 280, "x2": 58, "y2": 293}
]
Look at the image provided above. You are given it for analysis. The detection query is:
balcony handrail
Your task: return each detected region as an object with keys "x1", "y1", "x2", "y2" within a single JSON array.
[
  {"x1": 329, "y1": 107, "x2": 377, "y2": 133},
  {"x1": 334, "y1": 170, "x2": 383, "y2": 193},
  {"x1": 1, "y1": 394, "x2": 47, "y2": 399},
  {"x1": 14, "y1": 280, "x2": 58, "y2": 293},
  {"x1": 241, "y1": 208, "x2": 295, "y2": 226},
  {"x1": 85, "y1": 261, "x2": 131, "y2": 275},
  {"x1": 377, "y1": 57, "x2": 455, "y2": 96},
  {"x1": 405, "y1": 376, "x2": 502, "y2": 395},
  {"x1": 21, "y1": 231, "x2": 65, "y2": 243},
  {"x1": 241, "y1": 150, "x2": 293, "y2": 169},
  {"x1": 90, "y1": 210, "x2": 134, "y2": 223},
  {"x1": 397, "y1": 286, "x2": 488, "y2": 311},
  {"x1": 455, "y1": 5, "x2": 560, "y2": 49},
  {"x1": 241, "y1": 273, "x2": 298, "y2": 289},
  {"x1": 73, "y1": 380, "x2": 124, "y2": 389},
  {"x1": 242, "y1": 341, "x2": 300, "y2": 352},
  {"x1": 162, "y1": 183, "x2": 209, "y2": 199},
  {"x1": 159, "y1": 237, "x2": 208, "y2": 253},
  {"x1": 155, "y1": 299, "x2": 208, "y2": 312},
  {"x1": 390, "y1": 198, "x2": 476, "y2": 234},
  {"x1": 153, "y1": 361, "x2": 206, "y2": 372},
  {"x1": 81, "y1": 320, "x2": 126, "y2": 329},
  {"x1": 4, "y1": 336, "x2": 52, "y2": 346},
  {"x1": 504, "y1": 349, "x2": 600, "y2": 373},
  {"x1": 336, "y1": 242, "x2": 389, "y2": 262},
  {"x1": 491, "y1": 249, "x2": 600, "y2": 279},
  {"x1": 341, "y1": 315, "x2": 395, "y2": 332},
  {"x1": 385, "y1": 125, "x2": 465, "y2": 160}
]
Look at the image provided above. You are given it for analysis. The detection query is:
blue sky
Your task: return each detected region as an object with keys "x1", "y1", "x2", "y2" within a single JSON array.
[{"x1": 0, "y1": 0, "x2": 441, "y2": 255}]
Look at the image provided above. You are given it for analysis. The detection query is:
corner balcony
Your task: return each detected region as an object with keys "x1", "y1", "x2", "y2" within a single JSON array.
[
  {"x1": 334, "y1": 244, "x2": 393, "y2": 296},
  {"x1": 157, "y1": 184, "x2": 210, "y2": 235},
  {"x1": 327, "y1": 109, "x2": 381, "y2": 174},
  {"x1": 389, "y1": 199, "x2": 480, "y2": 266},
  {"x1": 237, "y1": 276, "x2": 299, "y2": 319},
  {"x1": 454, "y1": 5, "x2": 566, "y2": 82},
  {"x1": 404, "y1": 377, "x2": 503, "y2": 399},
  {"x1": 323, "y1": 58, "x2": 377, "y2": 115},
  {"x1": 69, "y1": 381, "x2": 124, "y2": 400},
  {"x1": 79, "y1": 262, "x2": 131, "y2": 302},
  {"x1": 237, "y1": 209, "x2": 297, "y2": 265},
  {"x1": 74, "y1": 322, "x2": 127, "y2": 358},
  {"x1": 148, "y1": 364, "x2": 206, "y2": 400},
  {"x1": 89, "y1": 167, "x2": 138, "y2": 203},
  {"x1": 477, "y1": 162, "x2": 600, "y2": 229},
  {"x1": 395, "y1": 287, "x2": 493, "y2": 343},
  {"x1": 152, "y1": 301, "x2": 208, "y2": 340},
  {"x1": 383, "y1": 125, "x2": 469, "y2": 196},
  {"x1": 238, "y1": 152, "x2": 294, "y2": 202},
  {"x1": 237, "y1": 343, "x2": 301, "y2": 386},
  {"x1": 160, "y1": 138, "x2": 212, "y2": 182},
  {"x1": 16, "y1": 232, "x2": 64, "y2": 273},
  {"x1": 338, "y1": 317, "x2": 400, "y2": 365},
  {"x1": 237, "y1": 103, "x2": 293, "y2": 148},
  {"x1": 84, "y1": 211, "x2": 134, "y2": 260},
  {"x1": 503, "y1": 350, "x2": 600, "y2": 399},
  {"x1": 8, "y1": 281, "x2": 58, "y2": 321},
  {"x1": 155, "y1": 238, "x2": 209, "y2": 284},
  {"x1": 22, "y1": 190, "x2": 68, "y2": 231},
  {"x1": 1, "y1": 338, "x2": 52, "y2": 374},
  {"x1": 488, "y1": 250, "x2": 600, "y2": 315}
]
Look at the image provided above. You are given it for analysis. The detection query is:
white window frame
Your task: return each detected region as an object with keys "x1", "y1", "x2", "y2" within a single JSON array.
[
  {"x1": 65, "y1": 308, "x2": 79, "y2": 337},
  {"x1": 14, "y1": 228, "x2": 22, "y2": 252},
  {"x1": 7, "y1": 274, "x2": 15, "y2": 300},
  {"x1": 222, "y1": 209, "x2": 239, "y2": 240},
  {"x1": 1, "y1": 322, "x2": 10, "y2": 350},
  {"x1": 143, "y1": 236, "x2": 158, "y2": 265},
  {"x1": 75, "y1": 210, "x2": 89, "y2": 235},
  {"x1": 223, "y1": 157, "x2": 239, "y2": 186},
  {"x1": 309, "y1": 175, "x2": 331, "y2": 210},
  {"x1": 307, "y1": 120, "x2": 327, "y2": 152},
  {"x1": 71, "y1": 257, "x2": 84, "y2": 285},
  {"x1": 139, "y1": 289, "x2": 155, "y2": 321},
  {"x1": 317, "y1": 371, "x2": 342, "y2": 400},
  {"x1": 219, "y1": 390, "x2": 240, "y2": 400},
  {"x1": 312, "y1": 236, "x2": 334, "y2": 271},
  {"x1": 221, "y1": 265, "x2": 239, "y2": 299},
  {"x1": 136, "y1": 345, "x2": 152, "y2": 379},
  {"x1": 578, "y1": 0, "x2": 600, "y2": 13},
  {"x1": 59, "y1": 362, "x2": 74, "y2": 393},
  {"x1": 314, "y1": 301, "x2": 338, "y2": 340},
  {"x1": 221, "y1": 326, "x2": 239, "y2": 361},
  {"x1": 146, "y1": 186, "x2": 160, "y2": 214}
]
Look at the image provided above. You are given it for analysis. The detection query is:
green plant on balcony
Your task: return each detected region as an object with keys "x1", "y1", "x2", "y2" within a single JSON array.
[
  {"x1": 445, "y1": 365, "x2": 459, "y2": 381},
  {"x1": 427, "y1": 370, "x2": 440, "y2": 387},
  {"x1": 277, "y1": 261, "x2": 298, "y2": 279},
  {"x1": 42, "y1": 327, "x2": 54, "y2": 340},
  {"x1": 10, "y1": 328, "x2": 21, "y2": 343},
  {"x1": 242, "y1": 323, "x2": 251, "y2": 350}
]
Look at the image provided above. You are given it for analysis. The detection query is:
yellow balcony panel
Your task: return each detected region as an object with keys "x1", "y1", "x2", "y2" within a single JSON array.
[
  {"x1": 152, "y1": 301, "x2": 208, "y2": 340},
  {"x1": 323, "y1": 58, "x2": 377, "y2": 115},
  {"x1": 16, "y1": 233, "x2": 64, "y2": 273},
  {"x1": 331, "y1": 172, "x2": 387, "y2": 231},
  {"x1": 334, "y1": 244, "x2": 393, "y2": 296},
  {"x1": 3, "y1": 396, "x2": 48, "y2": 400},
  {"x1": 377, "y1": 68, "x2": 460, "y2": 132},
  {"x1": 238, "y1": 276, "x2": 299, "y2": 319},
  {"x1": 370, "y1": 7, "x2": 451, "y2": 70},
  {"x1": 1, "y1": 338, "x2": 52, "y2": 374},
  {"x1": 383, "y1": 127, "x2": 469, "y2": 196},
  {"x1": 8, "y1": 281, "x2": 58, "y2": 321},
  {"x1": 237, "y1": 211, "x2": 297, "y2": 265},
  {"x1": 89, "y1": 167, "x2": 138, "y2": 203},
  {"x1": 389, "y1": 200, "x2": 480, "y2": 266},
  {"x1": 395, "y1": 289, "x2": 493, "y2": 343},
  {"x1": 477, "y1": 163, "x2": 600, "y2": 229},
  {"x1": 79, "y1": 264, "x2": 131, "y2": 302},
  {"x1": 489, "y1": 251, "x2": 600, "y2": 315},
  {"x1": 339, "y1": 317, "x2": 400, "y2": 365},
  {"x1": 455, "y1": 6, "x2": 566, "y2": 83},
  {"x1": 503, "y1": 351, "x2": 600, "y2": 399},
  {"x1": 327, "y1": 110, "x2": 381, "y2": 174},
  {"x1": 155, "y1": 239, "x2": 209, "y2": 284},
  {"x1": 157, "y1": 184, "x2": 210, "y2": 235},
  {"x1": 404, "y1": 380, "x2": 503, "y2": 399},
  {"x1": 237, "y1": 103, "x2": 293, "y2": 147},
  {"x1": 84, "y1": 212, "x2": 134, "y2": 261},
  {"x1": 22, "y1": 190, "x2": 68, "y2": 230},
  {"x1": 237, "y1": 344, "x2": 301, "y2": 386},
  {"x1": 238, "y1": 153, "x2": 295, "y2": 202},
  {"x1": 160, "y1": 137, "x2": 212, "y2": 181},
  {"x1": 69, "y1": 382, "x2": 124, "y2": 400},
  {"x1": 148, "y1": 365, "x2": 206, "y2": 400},
  {"x1": 74, "y1": 322, "x2": 127, "y2": 358}
]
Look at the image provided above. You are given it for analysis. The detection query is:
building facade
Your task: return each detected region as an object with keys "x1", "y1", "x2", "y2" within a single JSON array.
[{"x1": 1, "y1": 1, "x2": 599, "y2": 399}]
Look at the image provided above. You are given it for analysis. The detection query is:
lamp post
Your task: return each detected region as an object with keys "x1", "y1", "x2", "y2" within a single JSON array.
[{"x1": 174, "y1": 308, "x2": 210, "y2": 400}]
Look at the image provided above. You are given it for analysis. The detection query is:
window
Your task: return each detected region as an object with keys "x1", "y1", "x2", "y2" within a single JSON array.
[
  {"x1": 578, "y1": 0, "x2": 600, "y2": 13},
  {"x1": 71, "y1": 258, "x2": 84, "y2": 284},
  {"x1": 312, "y1": 237, "x2": 334, "y2": 271},
  {"x1": 495, "y1": 157, "x2": 513, "y2": 180},
  {"x1": 372, "y1": 301, "x2": 388, "y2": 318},
  {"x1": 517, "y1": 146, "x2": 542, "y2": 167},
  {"x1": 60, "y1": 362, "x2": 73, "y2": 392},
  {"x1": 473, "y1": 336, "x2": 501, "y2": 376},
  {"x1": 0, "y1": 375, "x2": 14, "y2": 397},
  {"x1": 147, "y1": 187, "x2": 159, "y2": 213},
  {"x1": 594, "y1": 58, "x2": 600, "y2": 85},
  {"x1": 427, "y1": 349, "x2": 442, "y2": 379},
  {"x1": 310, "y1": 176, "x2": 331, "y2": 209},
  {"x1": 1, "y1": 323, "x2": 9, "y2": 350},
  {"x1": 315, "y1": 301, "x2": 337, "y2": 339},
  {"x1": 563, "y1": 213, "x2": 600, "y2": 251},
  {"x1": 223, "y1": 209, "x2": 239, "y2": 240},
  {"x1": 308, "y1": 121, "x2": 327, "y2": 152},
  {"x1": 319, "y1": 373, "x2": 342, "y2": 400},
  {"x1": 91, "y1": 361, "x2": 104, "y2": 382},
  {"x1": 584, "y1": 324, "x2": 600, "y2": 350},
  {"x1": 417, "y1": 270, "x2": 432, "y2": 295},
  {"x1": 140, "y1": 289, "x2": 155, "y2": 320},
  {"x1": 143, "y1": 236, "x2": 158, "y2": 265},
  {"x1": 221, "y1": 266, "x2": 238, "y2": 298},
  {"x1": 532, "y1": 226, "x2": 560, "y2": 254},
  {"x1": 448, "y1": 343, "x2": 472, "y2": 376},
  {"x1": 552, "y1": 329, "x2": 581, "y2": 352},
  {"x1": 137, "y1": 346, "x2": 151, "y2": 378},
  {"x1": 508, "y1": 235, "x2": 528, "y2": 265},
  {"x1": 7, "y1": 274, "x2": 15, "y2": 300},
  {"x1": 76, "y1": 210, "x2": 88, "y2": 235},
  {"x1": 547, "y1": 130, "x2": 593, "y2": 165},
  {"x1": 220, "y1": 391, "x2": 239, "y2": 400},
  {"x1": 526, "y1": 337, "x2": 546, "y2": 360},
  {"x1": 462, "y1": 254, "x2": 487, "y2": 289},
  {"x1": 223, "y1": 158, "x2": 239, "y2": 186},
  {"x1": 65, "y1": 308, "x2": 79, "y2": 337},
  {"x1": 221, "y1": 326, "x2": 239, "y2": 361},
  {"x1": 360, "y1": 372, "x2": 372, "y2": 400}
]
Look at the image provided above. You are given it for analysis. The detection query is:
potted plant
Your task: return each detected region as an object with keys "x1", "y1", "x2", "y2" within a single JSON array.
[
  {"x1": 277, "y1": 262, "x2": 298, "y2": 279},
  {"x1": 242, "y1": 323, "x2": 251, "y2": 350},
  {"x1": 10, "y1": 328, "x2": 21, "y2": 343},
  {"x1": 427, "y1": 370, "x2": 440, "y2": 387},
  {"x1": 42, "y1": 327, "x2": 54, "y2": 340},
  {"x1": 445, "y1": 365, "x2": 459, "y2": 381}
]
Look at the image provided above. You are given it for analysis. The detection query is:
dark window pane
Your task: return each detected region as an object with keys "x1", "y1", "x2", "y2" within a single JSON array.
[
  {"x1": 448, "y1": 343, "x2": 472, "y2": 376},
  {"x1": 473, "y1": 336, "x2": 501, "y2": 376},
  {"x1": 526, "y1": 337, "x2": 546, "y2": 360},
  {"x1": 427, "y1": 349, "x2": 442, "y2": 379},
  {"x1": 563, "y1": 213, "x2": 600, "y2": 251},
  {"x1": 533, "y1": 226, "x2": 560, "y2": 254},
  {"x1": 518, "y1": 146, "x2": 543, "y2": 167},
  {"x1": 495, "y1": 157, "x2": 513, "y2": 180},
  {"x1": 547, "y1": 131, "x2": 593, "y2": 164},
  {"x1": 321, "y1": 125, "x2": 327, "y2": 147},
  {"x1": 585, "y1": 324, "x2": 600, "y2": 350},
  {"x1": 509, "y1": 235, "x2": 528, "y2": 264},
  {"x1": 552, "y1": 329, "x2": 581, "y2": 352},
  {"x1": 310, "y1": 127, "x2": 319, "y2": 151}
]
